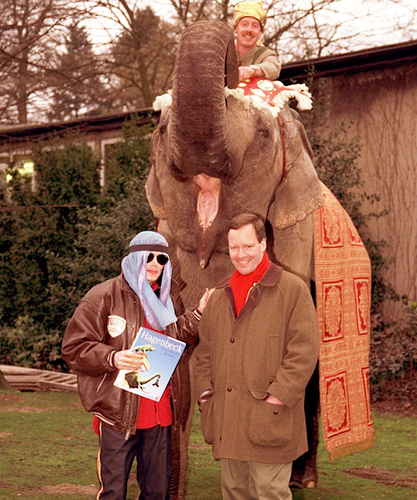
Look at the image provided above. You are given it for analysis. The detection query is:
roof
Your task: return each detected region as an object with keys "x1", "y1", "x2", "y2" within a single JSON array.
[
  {"x1": 280, "y1": 39, "x2": 417, "y2": 83},
  {"x1": 0, "y1": 40, "x2": 415, "y2": 142},
  {"x1": 0, "y1": 108, "x2": 157, "y2": 147}
]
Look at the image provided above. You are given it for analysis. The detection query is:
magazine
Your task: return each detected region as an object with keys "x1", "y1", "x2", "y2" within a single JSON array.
[{"x1": 114, "y1": 326, "x2": 186, "y2": 402}]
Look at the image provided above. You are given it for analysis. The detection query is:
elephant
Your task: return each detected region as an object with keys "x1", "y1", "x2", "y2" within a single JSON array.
[
  {"x1": 146, "y1": 19, "x2": 373, "y2": 497},
  {"x1": 147, "y1": 21, "x2": 322, "y2": 303}
]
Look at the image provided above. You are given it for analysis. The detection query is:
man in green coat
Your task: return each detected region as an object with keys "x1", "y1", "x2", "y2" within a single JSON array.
[{"x1": 194, "y1": 213, "x2": 319, "y2": 500}]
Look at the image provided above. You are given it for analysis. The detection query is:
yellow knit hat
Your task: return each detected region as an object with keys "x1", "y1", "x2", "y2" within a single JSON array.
[{"x1": 233, "y1": 1, "x2": 267, "y2": 31}]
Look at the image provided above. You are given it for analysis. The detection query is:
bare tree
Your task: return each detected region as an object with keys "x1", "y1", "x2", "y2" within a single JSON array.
[
  {"x1": 79, "y1": 1, "x2": 181, "y2": 109},
  {"x1": 107, "y1": 6, "x2": 177, "y2": 108},
  {"x1": 1, "y1": 0, "x2": 415, "y2": 123},
  {"x1": 157, "y1": 0, "x2": 417, "y2": 60},
  {"x1": 75, "y1": 0, "x2": 417, "y2": 113},
  {"x1": 265, "y1": 0, "x2": 417, "y2": 60},
  {"x1": 0, "y1": 0, "x2": 83, "y2": 124}
]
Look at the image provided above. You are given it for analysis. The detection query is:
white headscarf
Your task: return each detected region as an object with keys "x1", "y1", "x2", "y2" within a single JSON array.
[{"x1": 121, "y1": 231, "x2": 177, "y2": 331}]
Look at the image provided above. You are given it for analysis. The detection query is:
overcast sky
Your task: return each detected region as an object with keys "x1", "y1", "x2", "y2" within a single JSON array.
[
  {"x1": 86, "y1": 0, "x2": 417, "y2": 59},
  {"x1": 149, "y1": 0, "x2": 417, "y2": 50}
]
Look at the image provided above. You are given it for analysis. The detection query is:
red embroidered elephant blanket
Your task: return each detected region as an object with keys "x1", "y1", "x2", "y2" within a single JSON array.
[{"x1": 313, "y1": 182, "x2": 375, "y2": 460}]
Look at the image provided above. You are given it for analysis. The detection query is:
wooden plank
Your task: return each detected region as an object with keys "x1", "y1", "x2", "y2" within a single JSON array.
[
  {"x1": 0, "y1": 364, "x2": 77, "y2": 393},
  {"x1": 0, "y1": 365, "x2": 44, "y2": 376},
  {"x1": 39, "y1": 372, "x2": 77, "y2": 393}
]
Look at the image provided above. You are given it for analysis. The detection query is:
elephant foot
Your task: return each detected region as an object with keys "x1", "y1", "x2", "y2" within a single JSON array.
[
  {"x1": 289, "y1": 473, "x2": 317, "y2": 489},
  {"x1": 289, "y1": 475, "x2": 304, "y2": 488},
  {"x1": 305, "y1": 479, "x2": 317, "y2": 489}
]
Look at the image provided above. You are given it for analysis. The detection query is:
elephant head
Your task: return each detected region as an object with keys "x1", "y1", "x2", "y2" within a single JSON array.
[{"x1": 146, "y1": 20, "x2": 322, "y2": 307}]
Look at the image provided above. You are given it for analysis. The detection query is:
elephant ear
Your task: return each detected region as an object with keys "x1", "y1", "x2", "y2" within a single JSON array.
[
  {"x1": 145, "y1": 162, "x2": 166, "y2": 220},
  {"x1": 145, "y1": 116, "x2": 169, "y2": 220},
  {"x1": 268, "y1": 116, "x2": 323, "y2": 230}
]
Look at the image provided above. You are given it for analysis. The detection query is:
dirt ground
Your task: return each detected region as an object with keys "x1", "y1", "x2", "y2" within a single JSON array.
[
  {"x1": 345, "y1": 467, "x2": 417, "y2": 488},
  {"x1": 372, "y1": 397, "x2": 417, "y2": 417},
  {"x1": 345, "y1": 397, "x2": 417, "y2": 489}
]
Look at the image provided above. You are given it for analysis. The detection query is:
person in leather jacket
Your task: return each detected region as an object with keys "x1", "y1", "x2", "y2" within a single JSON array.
[{"x1": 62, "y1": 230, "x2": 212, "y2": 500}]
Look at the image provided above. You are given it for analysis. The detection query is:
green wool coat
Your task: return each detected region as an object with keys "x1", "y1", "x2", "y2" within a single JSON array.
[{"x1": 194, "y1": 262, "x2": 319, "y2": 464}]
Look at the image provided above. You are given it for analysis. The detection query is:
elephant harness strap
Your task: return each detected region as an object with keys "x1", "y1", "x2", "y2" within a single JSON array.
[{"x1": 276, "y1": 114, "x2": 286, "y2": 185}]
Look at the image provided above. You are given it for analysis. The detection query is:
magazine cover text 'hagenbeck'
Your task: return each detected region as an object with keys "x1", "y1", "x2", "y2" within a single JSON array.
[{"x1": 114, "y1": 326, "x2": 185, "y2": 402}]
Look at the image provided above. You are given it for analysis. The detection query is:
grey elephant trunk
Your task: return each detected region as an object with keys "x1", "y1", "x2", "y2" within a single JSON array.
[{"x1": 170, "y1": 21, "x2": 239, "y2": 183}]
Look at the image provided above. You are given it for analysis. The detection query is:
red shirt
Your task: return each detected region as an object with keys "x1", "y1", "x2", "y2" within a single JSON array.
[
  {"x1": 93, "y1": 291, "x2": 174, "y2": 434},
  {"x1": 137, "y1": 385, "x2": 172, "y2": 429},
  {"x1": 136, "y1": 318, "x2": 173, "y2": 429}
]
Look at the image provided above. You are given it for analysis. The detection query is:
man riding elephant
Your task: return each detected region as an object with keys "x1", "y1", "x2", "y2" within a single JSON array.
[{"x1": 233, "y1": 0, "x2": 281, "y2": 82}]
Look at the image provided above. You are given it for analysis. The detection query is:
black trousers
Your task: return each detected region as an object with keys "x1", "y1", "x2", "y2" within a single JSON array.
[{"x1": 97, "y1": 422, "x2": 172, "y2": 500}]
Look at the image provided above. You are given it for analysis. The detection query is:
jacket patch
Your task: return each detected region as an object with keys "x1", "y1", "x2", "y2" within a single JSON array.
[{"x1": 107, "y1": 315, "x2": 126, "y2": 337}]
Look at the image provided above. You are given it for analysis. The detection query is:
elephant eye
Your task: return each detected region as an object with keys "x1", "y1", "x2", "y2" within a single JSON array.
[
  {"x1": 159, "y1": 124, "x2": 167, "y2": 135},
  {"x1": 258, "y1": 128, "x2": 270, "y2": 138}
]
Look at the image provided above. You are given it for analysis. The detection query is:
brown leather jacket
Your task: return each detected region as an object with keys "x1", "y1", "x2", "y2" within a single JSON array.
[{"x1": 62, "y1": 274, "x2": 200, "y2": 438}]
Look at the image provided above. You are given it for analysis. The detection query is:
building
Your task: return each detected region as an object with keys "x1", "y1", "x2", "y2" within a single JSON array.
[
  {"x1": 0, "y1": 109, "x2": 156, "y2": 187},
  {"x1": 281, "y1": 40, "x2": 417, "y2": 316}
]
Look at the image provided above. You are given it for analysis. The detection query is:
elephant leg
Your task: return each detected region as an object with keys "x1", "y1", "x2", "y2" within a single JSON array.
[
  {"x1": 290, "y1": 363, "x2": 320, "y2": 488},
  {"x1": 167, "y1": 348, "x2": 196, "y2": 500},
  {"x1": 169, "y1": 420, "x2": 191, "y2": 500}
]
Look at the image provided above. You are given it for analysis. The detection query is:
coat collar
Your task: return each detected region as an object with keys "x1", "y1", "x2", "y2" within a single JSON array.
[
  {"x1": 216, "y1": 260, "x2": 283, "y2": 290},
  {"x1": 217, "y1": 261, "x2": 283, "y2": 321}
]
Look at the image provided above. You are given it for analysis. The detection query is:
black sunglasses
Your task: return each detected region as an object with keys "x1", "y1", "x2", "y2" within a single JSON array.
[{"x1": 147, "y1": 253, "x2": 169, "y2": 265}]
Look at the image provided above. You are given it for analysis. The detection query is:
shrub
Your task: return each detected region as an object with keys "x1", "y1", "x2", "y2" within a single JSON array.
[
  {"x1": 45, "y1": 177, "x2": 156, "y2": 333},
  {"x1": 370, "y1": 302, "x2": 417, "y2": 403},
  {"x1": 0, "y1": 119, "x2": 157, "y2": 370},
  {"x1": 0, "y1": 138, "x2": 100, "y2": 329},
  {"x1": 0, "y1": 315, "x2": 66, "y2": 371}
]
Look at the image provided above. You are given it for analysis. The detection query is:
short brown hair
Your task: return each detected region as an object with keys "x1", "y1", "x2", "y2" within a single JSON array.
[{"x1": 228, "y1": 213, "x2": 266, "y2": 242}]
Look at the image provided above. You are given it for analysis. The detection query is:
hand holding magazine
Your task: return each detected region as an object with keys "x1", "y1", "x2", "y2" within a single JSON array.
[{"x1": 114, "y1": 326, "x2": 186, "y2": 402}]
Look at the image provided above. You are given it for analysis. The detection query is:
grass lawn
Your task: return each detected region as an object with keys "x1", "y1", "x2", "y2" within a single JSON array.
[{"x1": 1, "y1": 389, "x2": 416, "y2": 500}]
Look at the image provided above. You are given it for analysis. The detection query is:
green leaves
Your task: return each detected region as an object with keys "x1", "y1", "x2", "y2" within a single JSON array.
[
  {"x1": 0, "y1": 122, "x2": 156, "y2": 370},
  {"x1": 370, "y1": 306, "x2": 417, "y2": 402}
]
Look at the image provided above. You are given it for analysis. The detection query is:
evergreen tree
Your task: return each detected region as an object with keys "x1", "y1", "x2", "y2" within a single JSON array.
[
  {"x1": 48, "y1": 23, "x2": 111, "y2": 121},
  {"x1": 109, "y1": 6, "x2": 177, "y2": 109}
]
